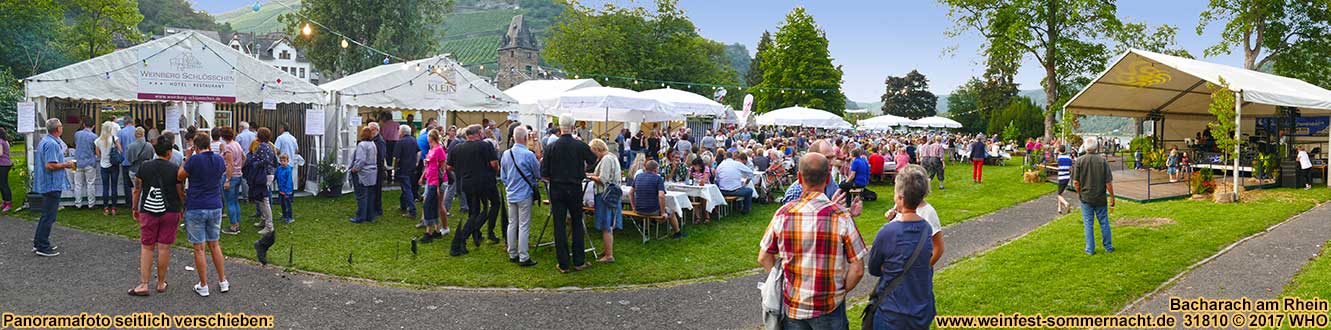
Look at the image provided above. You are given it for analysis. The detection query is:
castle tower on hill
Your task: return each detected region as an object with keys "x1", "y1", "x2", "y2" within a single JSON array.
[{"x1": 495, "y1": 15, "x2": 540, "y2": 90}]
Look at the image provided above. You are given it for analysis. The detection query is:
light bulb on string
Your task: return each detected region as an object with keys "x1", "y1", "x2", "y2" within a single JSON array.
[
  {"x1": 302, "y1": 23, "x2": 313, "y2": 37},
  {"x1": 251, "y1": 1, "x2": 261, "y2": 12},
  {"x1": 415, "y1": 63, "x2": 422, "y2": 72},
  {"x1": 340, "y1": 39, "x2": 349, "y2": 49},
  {"x1": 401, "y1": 63, "x2": 410, "y2": 71},
  {"x1": 383, "y1": 57, "x2": 390, "y2": 65}
]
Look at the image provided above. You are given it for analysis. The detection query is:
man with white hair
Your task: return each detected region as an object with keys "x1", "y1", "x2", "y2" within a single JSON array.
[
  {"x1": 779, "y1": 139, "x2": 863, "y2": 217},
  {"x1": 500, "y1": 126, "x2": 540, "y2": 267},
  {"x1": 368, "y1": 122, "x2": 387, "y2": 217},
  {"x1": 1073, "y1": 137, "x2": 1115, "y2": 255},
  {"x1": 234, "y1": 121, "x2": 256, "y2": 201},
  {"x1": 394, "y1": 124, "x2": 420, "y2": 218},
  {"x1": 541, "y1": 114, "x2": 598, "y2": 272},
  {"x1": 34, "y1": 118, "x2": 75, "y2": 256}
]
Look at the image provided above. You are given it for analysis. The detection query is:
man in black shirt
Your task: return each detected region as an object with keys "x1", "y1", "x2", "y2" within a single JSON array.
[
  {"x1": 370, "y1": 123, "x2": 387, "y2": 217},
  {"x1": 447, "y1": 124, "x2": 500, "y2": 256},
  {"x1": 541, "y1": 114, "x2": 598, "y2": 272}
]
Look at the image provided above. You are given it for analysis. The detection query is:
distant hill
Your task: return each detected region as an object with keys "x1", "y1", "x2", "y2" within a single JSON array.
[{"x1": 216, "y1": 0, "x2": 559, "y2": 66}]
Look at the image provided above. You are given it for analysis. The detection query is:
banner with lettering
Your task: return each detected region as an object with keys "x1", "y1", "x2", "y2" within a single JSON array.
[{"x1": 137, "y1": 44, "x2": 237, "y2": 102}]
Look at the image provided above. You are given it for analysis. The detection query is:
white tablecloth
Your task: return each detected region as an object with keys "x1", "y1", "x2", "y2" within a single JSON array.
[
  {"x1": 621, "y1": 185, "x2": 690, "y2": 219},
  {"x1": 666, "y1": 183, "x2": 727, "y2": 212}
]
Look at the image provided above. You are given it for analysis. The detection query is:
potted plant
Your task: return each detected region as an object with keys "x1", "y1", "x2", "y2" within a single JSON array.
[
  {"x1": 1190, "y1": 168, "x2": 1216, "y2": 199},
  {"x1": 316, "y1": 150, "x2": 347, "y2": 197}
]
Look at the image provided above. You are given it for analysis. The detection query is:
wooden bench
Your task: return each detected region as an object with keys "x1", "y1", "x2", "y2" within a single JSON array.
[
  {"x1": 722, "y1": 196, "x2": 740, "y2": 217},
  {"x1": 622, "y1": 210, "x2": 669, "y2": 243}
]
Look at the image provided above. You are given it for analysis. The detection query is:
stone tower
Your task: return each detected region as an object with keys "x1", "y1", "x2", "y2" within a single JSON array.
[{"x1": 495, "y1": 15, "x2": 539, "y2": 90}]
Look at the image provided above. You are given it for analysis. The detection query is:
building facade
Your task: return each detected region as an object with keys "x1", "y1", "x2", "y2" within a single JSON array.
[{"x1": 494, "y1": 15, "x2": 540, "y2": 90}]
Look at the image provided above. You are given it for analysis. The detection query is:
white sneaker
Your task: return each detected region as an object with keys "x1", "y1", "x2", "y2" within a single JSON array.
[
  {"x1": 218, "y1": 280, "x2": 230, "y2": 293},
  {"x1": 193, "y1": 283, "x2": 210, "y2": 297},
  {"x1": 440, "y1": 228, "x2": 451, "y2": 236}
]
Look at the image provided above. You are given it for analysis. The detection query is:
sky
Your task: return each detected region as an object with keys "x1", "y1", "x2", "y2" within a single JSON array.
[{"x1": 191, "y1": 0, "x2": 1246, "y2": 103}]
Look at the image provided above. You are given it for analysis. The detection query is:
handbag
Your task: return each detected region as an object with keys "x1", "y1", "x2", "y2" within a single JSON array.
[
  {"x1": 861, "y1": 227, "x2": 930, "y2": 330},
  {"x1": 109, "y1": 137, "x2": 125, "y2": 165},
  {"x1": 602, "y1": 182, "x2": 622, "y2": 205},
  {"x1": 507, "y1": 150, "x2": 541, "y2": 204}
]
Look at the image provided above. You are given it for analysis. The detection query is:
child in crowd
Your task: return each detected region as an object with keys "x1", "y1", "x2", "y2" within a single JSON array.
[{"x1": 276, "y1": 154, "x2": 294, "y2": 224}]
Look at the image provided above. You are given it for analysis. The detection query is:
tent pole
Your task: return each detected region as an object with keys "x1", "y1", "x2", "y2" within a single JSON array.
[{"x1": 1233, "y1": 90, "x2": 1242, "y2": 201}]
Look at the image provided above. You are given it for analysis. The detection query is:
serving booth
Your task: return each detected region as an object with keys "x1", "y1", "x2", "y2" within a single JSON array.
[
  {"x1": 21, "y1": 31, "x2": 325, "y2": 202},
  {"x1": 320, "y1": 54, "x2": 517, "y2": 192},
  {"x1": 1066, "y1": 49, "x2": 1331, "y2": 200}
]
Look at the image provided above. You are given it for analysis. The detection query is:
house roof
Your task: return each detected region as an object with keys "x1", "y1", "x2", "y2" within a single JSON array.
[{"x1": 499, "y1": 15, "x2": 538, "y2": 50}]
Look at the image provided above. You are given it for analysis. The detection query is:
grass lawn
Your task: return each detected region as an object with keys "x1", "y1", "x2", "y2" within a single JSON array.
[
  {"x1": 847, "y1": 188, "x2": 1328, "y2": 330},
  {"x1": 1284, "y1": 241, "x2": 1331, "y2": 299},
  {"x1": 7, "y1": 145, "x2": 1049, "y2": 288}
]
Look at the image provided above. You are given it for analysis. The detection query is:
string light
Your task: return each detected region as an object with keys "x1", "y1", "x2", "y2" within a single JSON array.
[
  {"x1": 301, "y1": 23, "x2": 313, "y2": 37},
  {"x1": 340, "y1": 38, "x2": 349, "y2": 49}
]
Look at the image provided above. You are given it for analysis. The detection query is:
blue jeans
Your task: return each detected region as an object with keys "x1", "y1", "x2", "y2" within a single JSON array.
[
  {"x1": 278, "y1": 193, "x2": 294, "y2": 221},
  {"x1": 33, "y1": 191, "x2": 61, "y2": 251},
  {"x1": 421, "y1": 184, "x2": 440, "y2": 225},
  {"x1": 722, "y1": 187, "x2": 754, "y2": 214},
  {"x1": 100, "y1": 165, "x2": 119, "y2": 209},
  {"x1": 354, "y1": 182, "x2": 378, "y2": 223},
  {"x1": 121, "y1": 165, "x2": 132, "y2": 206},
  {"x1": 784, "y1": 303, "x2": 848, "y2": 330},
  {"x1": 398, "y1": 175, "x2": 417, "y2": 216},
  {"x1": 223, "y1": 177, "x2": 242, "y2": 225},
  {"x1": 1081, "y1": 203, "x2": 1114, "y2": 254},
  {"x1": 184, "y1": 208, "x2": 223, "y2": 243}
]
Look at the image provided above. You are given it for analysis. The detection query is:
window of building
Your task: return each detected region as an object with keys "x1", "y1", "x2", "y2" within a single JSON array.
[
  {"x1": 279, "y1": 50, "x2": 291, "y2": 60},
  {"x1": 299, "y1": 68, "x2": 306, "y2": 79},
  {"x1": 232, "y1": 45, "x2": 240, "y2": 51},
  {"x1": 526, "y1": 65, "x2": 533, "y2": 75}
]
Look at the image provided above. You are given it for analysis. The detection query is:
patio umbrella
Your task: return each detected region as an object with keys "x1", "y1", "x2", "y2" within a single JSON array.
[
  {"x1": 857, "y1": 114, "x2": 915, "y2": 130},
  {"x1": 755, "y1": 106, "x2": 852, "y2": 129},
  {"x1": 537, "y1": 86, "x2": 684, "y2": 123},
  {"x1": 639, "y1": 87, "x2": 726, "y2": 117}
]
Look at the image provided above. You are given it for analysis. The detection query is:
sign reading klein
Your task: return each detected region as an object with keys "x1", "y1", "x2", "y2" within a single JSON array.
[{"x1": 137, "y1": 44, "x2": 237, "y2": 102}]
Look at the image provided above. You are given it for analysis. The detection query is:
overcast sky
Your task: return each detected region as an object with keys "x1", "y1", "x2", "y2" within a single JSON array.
[{"x1": 193, "y1": 0, "x2": 1245, "y2": 102}]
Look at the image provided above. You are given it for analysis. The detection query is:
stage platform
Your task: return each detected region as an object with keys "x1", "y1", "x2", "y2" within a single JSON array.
[{"x1": 1111, "y1": 169, "x2": 1192, "y2": 203}]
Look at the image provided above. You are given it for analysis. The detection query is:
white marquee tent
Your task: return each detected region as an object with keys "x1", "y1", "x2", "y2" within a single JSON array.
[
  {"x1": 755, "y1": 106, "x2": 852, "y2": 129},
  {"x1": 858, "y1": 114, "x2": 915, "y2": 130},
  {"x1": 23, "y1": 31, "x2": 325, "y2": 196},
  {"x1": 537, "y1": 86, "x2": 683, "y2": 123},
  {"x1": 639, "y1": 87, "x2": 726, "y2": 117},
  {"x1": 1065, "y1": 49, "x2": 1331, "y2": 194},
  {"x1": 321, "y1": 54, "x2": 518, "y2": 179},
  {"x1": 915, "y1": 116, "x2": 963, "y2": 129},
  {"x1": 503, "y1": 78, "x2": 600, "y2": 128}
]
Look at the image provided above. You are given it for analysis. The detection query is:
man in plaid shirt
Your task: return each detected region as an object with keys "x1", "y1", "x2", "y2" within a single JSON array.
[{"x1": 759, "y1": 152, "x2": 867, "y2": 329}]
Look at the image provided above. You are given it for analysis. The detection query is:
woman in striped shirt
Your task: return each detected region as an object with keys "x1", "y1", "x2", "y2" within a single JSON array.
[{"x1": 1056, "y1": 146, "x2": 1074, "y2": 214}]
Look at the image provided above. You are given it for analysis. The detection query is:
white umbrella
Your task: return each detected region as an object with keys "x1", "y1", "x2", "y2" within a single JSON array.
[
  {"x1": 537, "y1": 86, "x2": 684, "y2": 122},
  {"x1": 857, "y1": 114, "x2": 915, "y2": 130},
  {"x1": 755, "y1": 106, "x2": 852, "y2": 129},
  {"x1": 639, "y1": 88, "x2": 726, "y2": 117},
  {"x1": 915, "y1": 116, "x2": 963, "y2": 128}
]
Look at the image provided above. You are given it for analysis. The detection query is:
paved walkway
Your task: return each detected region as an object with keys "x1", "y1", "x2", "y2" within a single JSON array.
[
  {"x1": 0, "y1": 193, "x2": 1063, "y2": 329},
  {"x1": 1121, "y1": 202, "x2": 1331, "y2": 318}
]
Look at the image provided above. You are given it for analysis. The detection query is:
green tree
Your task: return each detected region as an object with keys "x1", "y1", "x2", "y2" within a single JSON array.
[
  {"x1": 754, "y1": 7, "x2": 845, "y2": 114},
  {"x1": 281, "y1": 0, "x2": 453, "y2": 78},
  {"x1": 63, "y1": 0, "x2": 144, "y2": 60},
  {"x1": 1114, "y1": 22, "x2": 1194, "y2": 58},
  {"x1": 725, "y1": 43, "x2": 751, "y2": 85},
  {"x1": 136, "y1": 0, "x2": 228, "y2": 36},
  {"x1": 988, "y1": 96, "x2": 1044, "y2": 140},
  {"x1": 0, "y1": 69, "x2": 21, "y2": 134},
  {"x1": 545, "y1": 0, "x2": 736, "y2": 97},
  {"x1": 0, "y1": 0, "x2": 69, "y2": 78},
  {"x1": 880, "y1": 70, "x2": 938, "y2": 119},
  {"x1": 1198, "y1": 0, "x2": 1331, "y2": 70},
  {"x1": 745, "y1": 31, "x2": 772, "y2": 87},
  {"x1": 942, "y1": 0, "x2": 1125, "y2": 141},
  {"x1": 945, "y1": 78, "x2": 984, "y2": 134}
]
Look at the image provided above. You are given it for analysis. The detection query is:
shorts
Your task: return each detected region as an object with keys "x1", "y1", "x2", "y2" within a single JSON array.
[
  {"x1": 1057, "y1": 180, "x2": 1069, "y2": 195},
  {"x1": 184, "y1": 208, "x2": 223, "y2": 244},
  {"x1": 138, "y1": 212, "x2": 181, "y2": 245}
]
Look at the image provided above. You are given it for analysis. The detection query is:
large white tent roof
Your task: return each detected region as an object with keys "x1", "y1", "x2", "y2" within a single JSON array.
[
  {"x1": 755, "y1": 106, "x2": 851, "y2": 129},
  {"x1": 639, "y1": 87, "x2": 726, "y2": 117},
  {"x1": 1066, "y1": 49, "x2": 1331, "y2": 118},
  {"x1": 857, "y1": 114, "x2": 914, "y2": 130},
  {"x1": 537, "y1": 86, "x2": 684, "y2": 122},
  {"x1": 503, "y1": 79, "x2": 600, "y2": 104},
  {"x1": 25, "y1": 31, "x2": 323, "y2": 104},
  {"x1": 321, "y1": 55, "x2": 517, "y2": 112},
  {"x1": 915, "y1": 116, "x2": 963, "y2": 128}
]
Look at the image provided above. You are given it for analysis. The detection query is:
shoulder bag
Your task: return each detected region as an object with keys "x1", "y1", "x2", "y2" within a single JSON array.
[
  {"x1": 860, "y1": 227, "x2": 930, "y2": 330},
  {"x1": 507, "y1": 149, "x2": 541, "y2": 204}
]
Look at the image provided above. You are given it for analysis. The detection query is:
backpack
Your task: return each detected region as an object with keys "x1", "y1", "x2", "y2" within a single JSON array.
[{"x1": 108, "y1": 137, "x2": 124, "y2": 164}]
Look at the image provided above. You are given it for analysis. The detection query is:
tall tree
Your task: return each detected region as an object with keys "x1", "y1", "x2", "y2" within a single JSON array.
[
  {"x1": 725, "y1": 43, "x2": 751, "y2": 85},
  {"x1": 942, "y1": 0, "x2": 1124, "y2": 141},
  {"x1": 745, "y1": 31, "x2": 772, "y2": 88},
  {"x1": 1198, "y1": 0, "x2": 1331, "y2": 70},
  {"x1": 280, "y1": 0, "x2": 453, "y2": 78},
  {"x1": 0, "y1": 0, "x2": 69, "y2": 78},
  {"x1": 944, "y1": 78, "x2": 984, "y2": 133},
  {"x1": 545, "y1": 0, "x2": 736, "y2": 97},
  {"x1": 754, "y1": 7, "x2": 845, "y2": 114},
  {"x1": 63, "y1": 0, "x2": 144, "y2": 60},
  {"x1": 879, "y1": 70, "x2": 938, "y2": 119}
]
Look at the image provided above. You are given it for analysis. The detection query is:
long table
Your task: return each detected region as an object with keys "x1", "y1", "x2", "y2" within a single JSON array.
[{"x1": 664, "y1": 182, "x2": 728, "y2": 212}]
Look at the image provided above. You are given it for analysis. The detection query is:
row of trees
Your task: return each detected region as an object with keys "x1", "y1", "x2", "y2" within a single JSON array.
[{"x1": 282, "y1": 0, "x2": 455, "y2": 79}]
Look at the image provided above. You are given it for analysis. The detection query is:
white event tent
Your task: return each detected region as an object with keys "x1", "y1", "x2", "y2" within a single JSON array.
[
  {"x1": 639, "y1": 87, "x2": 727, "y2": 117},
  {"x1": 23, "y1": 31, "x2": 325, "y2": 197},
  {"x1": 321, "y1": 54, "x2": 517, "y2": 187},
  {"x1": 1065, "y1": 49, "x2": 1331, "y2": 195},
  {"x1": 755, "y1": 106, "x2": 852, "y2": 129},
  {"x1": 915, "y1": 116, "x2": 963, "y2": 129},
  {"x1": 857, "y1": 114, "x2": 915, "y2": 130},
  {"x1": 538, "y1": 86, "x2": 683, "y2": 123},
  {"x1": 504, "y1": 78, "x2": 600, "y2": 130}
]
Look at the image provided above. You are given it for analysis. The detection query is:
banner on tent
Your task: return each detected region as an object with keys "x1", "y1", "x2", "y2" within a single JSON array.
[
  {"x1": 306, "y1": 108, "x2": 325, "y2": 136},
  {"x1": 1256, "y1": 116, "x2": 1331, "y2": 137},
  {"x1": 16, "y1": 102, "x2": 35, "y2": 133},
  {"x1": 165, "y1": 105, "x2": 181, "y2": 132},
  {"x1": 136, "y1": 44, "x2": 237, "y2": 102},
  {"x1": 424, "y1": 71, "x2": 457, "y2": 101}
]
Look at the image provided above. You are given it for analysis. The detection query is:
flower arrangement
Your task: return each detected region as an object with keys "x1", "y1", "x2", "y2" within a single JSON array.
[
  {"x1": 317, "y1": 150, "x2": 347, "y2": 197},
  {"x1": 1190, "y1": 168, "x2": 1216, "y2": 195}
]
